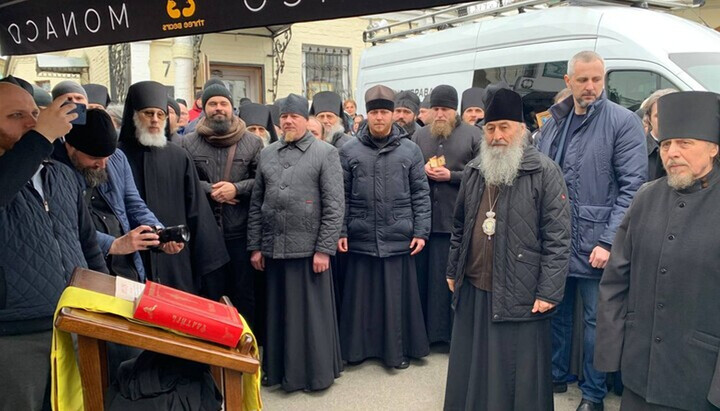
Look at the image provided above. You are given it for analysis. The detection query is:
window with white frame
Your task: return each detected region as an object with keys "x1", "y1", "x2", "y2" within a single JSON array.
[{"x1": 302, "y1": 45, "x2": 352, "y2": 100}]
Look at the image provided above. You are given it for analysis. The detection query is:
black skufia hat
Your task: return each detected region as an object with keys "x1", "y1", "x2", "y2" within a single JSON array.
[
  {"x1": 66, "y1": 109, "x2": 118, "y2": 157},
  {"x1": 167, "y1": 98, "x2": 181, "y2": 116},
  {"x1": 420, "y1": 94, "x2": 431, "y2": 109},
  {"x1": 83, "y1": 84, "x2": 111, "y2": 108},
  {"x1": 239, "y1": 103, "x2": 278, "y2": 143},
  {"x1": 280, "y1": 94, "x2": 309, "y2": 119},
  {"x1": 267, "y1": 103, "x2": 281, "y2": 127},
  {"x1": 0, "y1": 75, "x2": 33, "y2": 95},
  {"x1": 657, "y1": 91, "x2": 720, "y2": 144},
  {"x1": 394, "y1": 91, "x2": 421, "y2": 115},
  {"x1": 310, "y1": 91, "x2": 344, "y2": 118},
  {"x1": 32, "y1": 85, "x2": 52, "y2": 107},
  {"x1": 461, "y1": 87, "x2": 486, "y2": 113},
  {"x1": 365, "y1": 85, "x2": 395, "y2": 112},
  {"x1": 484, "y1": 88, "x2": 524, "y2": 123}
]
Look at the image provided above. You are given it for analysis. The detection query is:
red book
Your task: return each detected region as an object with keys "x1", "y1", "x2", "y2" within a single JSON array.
[{"x1": 133, "y1": 281, "x2": 243, "y2": 348}]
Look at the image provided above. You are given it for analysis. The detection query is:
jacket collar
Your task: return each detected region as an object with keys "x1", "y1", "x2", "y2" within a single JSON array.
[
  {"x1": 677, "y1": 163, "x2": 720, "y2": 194},
  {"x1": 357, "y1": 123, "x2": 407, "y2": 150},
  {"x1": 280, "y1": 131, "x2": 314, "y2": 152},
  {"x1": 646, "y1": 132, "x2": 660, "y2": 156},
  {"x1": 549, "y1": 90, "x2": 608, "y2": 124}
]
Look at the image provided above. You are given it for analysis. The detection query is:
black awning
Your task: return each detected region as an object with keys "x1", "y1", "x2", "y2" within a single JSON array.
[{"x1": 0, "y1": 0, "x2": 459, "y2": 55}]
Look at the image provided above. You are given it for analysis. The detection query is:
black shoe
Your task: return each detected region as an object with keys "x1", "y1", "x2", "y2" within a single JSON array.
[
  {"x1": 261, "y1": 374, "x2": 269, "y2": 387},
  {"x1": 576, "y1": 399, "x2": 604, "y2": 411},
  {"x1": 394, "y1": 358, "x2": 410, "y2": 369},
  {"x1": 553, "y1": 382, "x2": 568, "y2": 393}
]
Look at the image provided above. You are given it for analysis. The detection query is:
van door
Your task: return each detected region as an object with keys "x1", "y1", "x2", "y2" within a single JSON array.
[{"x1": 604, "y1": 60, "x2": 691, "y2": 111}]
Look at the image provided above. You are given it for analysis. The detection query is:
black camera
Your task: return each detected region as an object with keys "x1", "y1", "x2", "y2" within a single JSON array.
[{"x1": 146, "y1": 225, "x2": 190, "y2": 244}]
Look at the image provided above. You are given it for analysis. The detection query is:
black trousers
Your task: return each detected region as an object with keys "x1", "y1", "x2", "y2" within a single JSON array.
[{"x1": 225, "y1": 238, "x2": 256, "y2": 330}]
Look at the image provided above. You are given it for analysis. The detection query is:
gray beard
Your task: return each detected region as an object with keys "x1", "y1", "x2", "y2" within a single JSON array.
[
  {"x1": 400, "y1": 121, "x2": 416, "y2": 136},
  {"x1": 324, "y1": 123, "x2": 345, "y2": 143},
  {"x1": 667, "y1": 173, "x2": 695, "y2": 190},
  {"x1": 82, "y1": 168, "x2": 109, "y2": 188},
  {"x1": 133, "y1": 113, "x2": 167, "y2": 148},
  {"x1": 478, "y1": 135, "x2": 526, "y2": 186}
]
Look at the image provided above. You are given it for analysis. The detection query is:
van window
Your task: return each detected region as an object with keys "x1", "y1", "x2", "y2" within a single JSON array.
[
  {"x1": 606, "y1": 70, "x2": 676, "y2": 111},
  {"x1": 669, "y1": 52, "x2": 720, "y2": 94},
  {"x1": 473, "y1": 61, "x2": 568, "y2": 130}
]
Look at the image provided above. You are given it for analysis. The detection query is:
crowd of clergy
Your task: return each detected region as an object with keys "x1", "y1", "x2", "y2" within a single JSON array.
[{"x1": 1, "y1": 49, "x2": 719, "y2": 411}]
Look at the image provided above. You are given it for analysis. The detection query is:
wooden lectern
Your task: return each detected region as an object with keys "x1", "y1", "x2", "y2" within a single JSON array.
[{"x1": 54, "y1": 268, "x2": 260, "y2": 411}]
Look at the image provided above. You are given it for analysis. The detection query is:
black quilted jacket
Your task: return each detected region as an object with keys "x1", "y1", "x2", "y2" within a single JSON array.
[
  {"x1": 446, "y1": 145, "x2": 571, "y2": 322},
  {"x1": 182, "y1": 130, "x2": 263, "y2": 240},
  {"x1": 247, "y1": 132, "x2": 344, "y2": 259},
  {"x1": 0, "y1": 132, "x2": 108, "y2": 335}
]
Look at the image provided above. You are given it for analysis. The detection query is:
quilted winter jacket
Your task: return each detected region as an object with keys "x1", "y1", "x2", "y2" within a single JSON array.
[
  {"x1": 182, "y1": 129, "x2": 262, "y2": 240},
  {"x1": 339, "y1": 124, "x2": 431, "y2": 257},
  {"x1": 0, "y1": 132, "x2": 108, "y2": 335},
  {"x1": 446, "y1": 145, "x2": 571, "y2": 322},
  {"x1": 53, "y1": 143, "x2": 162, "y2": 280},
  {"x1": 536, "y1": 93, "x2": 647, "y2": 279},
  {"x1": 247, "y1": 132, "x2": 344, "y2": 259}
]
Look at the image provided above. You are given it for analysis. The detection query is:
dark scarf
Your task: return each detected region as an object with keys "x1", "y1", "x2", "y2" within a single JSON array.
[{"x1": 196, "y1": 115, "x2": 246, "y2": 147}]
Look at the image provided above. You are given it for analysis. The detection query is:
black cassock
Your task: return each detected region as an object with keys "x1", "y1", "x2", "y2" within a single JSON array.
[{"x1": 120, "y1": 139, "x2": 229, "y2": 296}]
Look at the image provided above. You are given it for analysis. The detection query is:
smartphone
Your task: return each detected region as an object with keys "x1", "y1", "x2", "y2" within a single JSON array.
[{"x1": 62, "y1": 102, "x2": 87, "y2": 125}]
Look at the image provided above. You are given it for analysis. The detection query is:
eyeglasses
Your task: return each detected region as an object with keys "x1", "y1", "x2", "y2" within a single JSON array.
[{"x1": 139, "y1": 110, "x2": 167, "y2": 120}]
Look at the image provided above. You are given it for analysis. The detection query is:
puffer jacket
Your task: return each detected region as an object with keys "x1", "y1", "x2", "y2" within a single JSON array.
[
  {"x1": 0, "y1": 132, "x2": 108, "y2": 335},
  {"x1": 182, "y1": 129, "x2": 263, "y2": 240},
  {"x1": 329, "y1": 131, "x2": 352, "y2": 149},
  {"x1": 247, "y1": 132, "x2": 344, "y2": 259},
  {"x1": 446, "y1": 145, "x2": 571, "y2": 322},
  {"x1": 536, "y1": 92, "x2": 646, "y2": 279},
  {"x1": 339, "y1": 124, "x2": 431, "y2": 257}
]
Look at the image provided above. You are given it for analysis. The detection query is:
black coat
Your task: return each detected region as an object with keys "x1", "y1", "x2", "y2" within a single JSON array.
[
  {"x1": 595, "y1": 167, "x2": 720, "y2": 411},
  {"x1": 339, "y1": 124, "x2": 431, "y2": 257},
  {"x1": 446, "y1": 145, "x2": 571, "y2": 322},
  {"x1": 329, "y1": 131, "x2": 352, "y2": 150},
  {"x1": 247, "y1": 132, "x2": 344, "y2": 259},
  {"x1": 412, "y1": 122, "x2": 482, "y2": 233},
  {"x1": 182, "y1": 130, "x2": 262, "y2": 240},
  {"x1": 119, "y1": 139, "x2": 229, "y2": 295},
  {"x1": 646, "y1": 132, "x2": 666, "y2": 181}
]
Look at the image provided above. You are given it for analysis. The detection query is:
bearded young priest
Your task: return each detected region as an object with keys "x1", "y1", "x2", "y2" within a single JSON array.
[
  {"x1": 595, "y1": 91, "x2": 720, "y2": 411},
  {"x1": 118, "y1": 81, "x2": 229, "y2": 297},
  {"x1": 443, "y1": 88, "x2": 571, "y2": 411}
]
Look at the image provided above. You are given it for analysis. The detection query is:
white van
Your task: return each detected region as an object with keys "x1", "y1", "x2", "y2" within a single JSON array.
[{"x1": 355, "y1": 5, "x2": 720, "y2": 126}]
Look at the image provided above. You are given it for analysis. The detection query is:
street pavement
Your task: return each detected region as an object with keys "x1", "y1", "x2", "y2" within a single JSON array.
[{"x1": 261, "y1": 348, "x2": 621, "y2": 410}]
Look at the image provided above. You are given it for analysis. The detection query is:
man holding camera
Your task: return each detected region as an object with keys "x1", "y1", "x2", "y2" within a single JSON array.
[
  {"x1": 53, "y1": 109, "x2": 183, "y2": 281},
  {"x1": 119, "y1": 81, "x2": 229, "y2": 297}
]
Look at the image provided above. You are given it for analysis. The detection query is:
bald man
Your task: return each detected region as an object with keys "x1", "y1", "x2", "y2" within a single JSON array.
[{"x1": 0, "y1": 81, "x2": 108, "y2": 410}]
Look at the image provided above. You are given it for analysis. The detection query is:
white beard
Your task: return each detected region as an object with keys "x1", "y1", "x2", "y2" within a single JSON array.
[
  {"x1": 478, "y1": 132, "x2": 526, "y2": 186},
  {"x1": 133, "y1": 113, "x2": 168, "y2": 148},
  {"x1": 324, "y1": 123, "x2": 345, "y2": 143}
]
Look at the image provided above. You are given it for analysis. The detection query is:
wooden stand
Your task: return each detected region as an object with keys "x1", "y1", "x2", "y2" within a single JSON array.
[{"x1": 54, "y1": 268, "x2": 259, "y2": 411}]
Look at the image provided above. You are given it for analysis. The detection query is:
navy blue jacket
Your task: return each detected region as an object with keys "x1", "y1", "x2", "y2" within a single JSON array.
[
  {"x1": 537, "y1": 93, "x2": 647, "y2": 279},
  {"x1": 0, "y1": 132, "x2": 108, "y2": 335},
  {"x1": 53, "y1": 143, "x2": 162, "y2": 280},
  {"x1": 339, "y1": 124, "x2": 431, "y2": 257}
]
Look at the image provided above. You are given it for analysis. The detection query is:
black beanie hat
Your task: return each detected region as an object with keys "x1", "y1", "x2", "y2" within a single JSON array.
[
  {"x1": 176, "y1": 98, "x2": 188, "y2": 107},
  {"x1": 202, "y1": 84, "x2": 233, "y2": 109},
  {"x1": 484, "y1": 88, "x2": 524, "y2": 123},
  {"x1": 203, "y1": 78, "x2": 225, "y2": 90},
  {"x1": 394, "y1": 91, "x2": 420, "y2": 115},
  {"x1": 483, "y1": 82, "x2": 511, "y2": 110},
  {"x1": 430, "y1": 85, "x2": 458, "y2": 110},
  {"x1": 280, "y1": 94, "x2": 309, "y2": 119},
  {"x1": 66, "y1": 109, "x2": 118, "y2": 157},
  {"x1": 657, "y1": 91, "x2": 720, "y2": 144},
  {"x1": 365, "y1": 85, "x2": 395, "y2": 112},
  {"x1": 461, "y1": 87, "x2": 486, "y2": 114},
  {"x1": 420, "y1": 94, "x2": 431, "y2": 109},
  {"x1": 32, "y1": 85, "x2": 52, "y2": 107},
  {"x1": 52, "y1": 80, "x2": 87, "y2": 100}
]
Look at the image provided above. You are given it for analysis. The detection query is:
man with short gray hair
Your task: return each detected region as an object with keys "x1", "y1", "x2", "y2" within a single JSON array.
[
  {"x1": 641, "y1": 88, "x2": 677, "y2": 181},
  {"x1": 537, "y1": 50, "x2": 647, "y2": 411}
]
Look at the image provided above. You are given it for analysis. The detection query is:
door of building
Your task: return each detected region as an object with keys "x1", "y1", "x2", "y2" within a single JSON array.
[{"x1": 208, "y1": 64, "x2": 264, "y2": 105}]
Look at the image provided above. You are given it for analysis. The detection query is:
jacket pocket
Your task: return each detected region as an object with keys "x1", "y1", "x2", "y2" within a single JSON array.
[
  {"x1": 689, "y1": 330, "x2": 720, "y2": 352},
  {"x1": 577, "y1": 205, "x2": 613, "y2": 254},
  {"x1": 0, "y1": 266, "x2": 5, "y2": 309},
  {"x1": 513, "y1": 247, "x2": 541, "y2": 305},
  {"x1": 192, "y1": 156, "x2": 212, "y2": 181}
]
